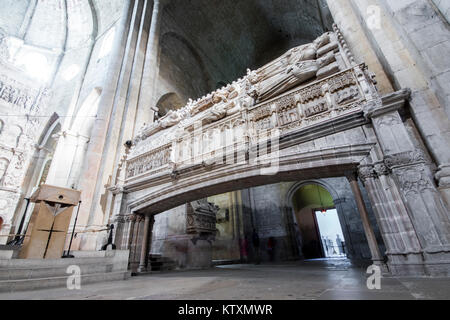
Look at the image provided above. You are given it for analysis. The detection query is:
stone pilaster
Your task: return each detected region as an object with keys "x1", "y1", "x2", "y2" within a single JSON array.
[
  {"x1": 358, "y1": 162, "x2": 425, "y2": 275},
  {"x1": 367, "y1": 89, "x2": 450, "y2": 276},
  {"x1": 345, "y1": 171, "x2": 385, "y2": 269}
]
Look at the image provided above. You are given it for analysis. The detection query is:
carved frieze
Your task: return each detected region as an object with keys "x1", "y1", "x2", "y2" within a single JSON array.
[
  {"x1": 384, "y1": 150, "x2": 426, "y2": 169},
  {"x1": 127, "y1": 145, "x2": 171, "y2": 178},
  {"x1": 250, "y1": 104, "x2": 275, "y2": 131},
  {"x1": 275, "y1": 95, "x2": 299, "y2": 127},
  {"x1": 304, "y1": 99, "x2": 329, "y2": 118},
  {"x1": 0, "y1": 76, "x2": 48, "y2": 114},
  {"x1": 126, "y1": 28, "x2": 378, "y2": 182},
  {"x1": 335, "y1": 85, "x2": 360, "y2": 105},
  {"x1": 328, "y1": 70, "x2": 357, "y2": 93},
  {"x1": 297, "y1": 82, "x2": 325, "y2": 104}
]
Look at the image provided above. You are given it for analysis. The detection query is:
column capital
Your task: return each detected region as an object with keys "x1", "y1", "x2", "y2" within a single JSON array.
[
  {"x1": 374, "y1": 162, "x2": 390, "y2": 177},
  {"x1": 358, "y1": 165, "x2": 376, "y2": 183}
]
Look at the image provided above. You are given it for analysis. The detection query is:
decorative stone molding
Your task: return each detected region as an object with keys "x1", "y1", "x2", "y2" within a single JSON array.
[
  {"x1": 364, "y1": 89, "x2": 411, "y2": 119},
  {"x1": 114, "y1": 215, "x2": 127, "y2": 224},
  {"x1": 333, "y1": 23, "x2": 356, "y2": 66},
  {"x1": 394, "y1": 166, "x2": 434, "y2": 196},
  {"x1": 333, "y1": 197, "x2": 347, "y2": 205},
  {"x1": 126, "y1": 62, "x2": 372, "y2": 182},
  {"x1": 384, "y1": 150, "x2": 427, "y2": 169},
  {"x1": 127, "y1": 145, "x2": 171, "y2": 178},
  {"x1": 374, "y1": 163, "x2": 390, "y2": 177},
  {"x1": 358, "y1": 165, "x2": 376, "y2": 182}
]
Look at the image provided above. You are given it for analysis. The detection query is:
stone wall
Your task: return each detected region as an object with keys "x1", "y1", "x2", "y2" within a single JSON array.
[{"x1": 0, "y1": 62, "x2": 50, "y2": 244}]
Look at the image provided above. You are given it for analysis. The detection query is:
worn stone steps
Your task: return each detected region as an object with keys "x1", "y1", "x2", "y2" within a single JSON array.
[
  {"x1": 0, "y1": 250, "x2": 130, "y2": 292},
  {"x1": 0, "y1": 270, "x2": 130, "y2": 293}
]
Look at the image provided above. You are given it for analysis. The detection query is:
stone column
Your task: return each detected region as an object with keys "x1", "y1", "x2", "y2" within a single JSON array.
[
  {"x1": 345, "y1": 171, "x2": 384, "y2": 267},
  {"x1": 75, "y1": 0, "x2": 136, "y2": 250},
  {"x1": 135, "y1": 0, "x2": 165, "y2": 134},
  {"x1": 343, "y1": 0, "x2": 450, "y2": 206},
  {"x1": 138, "y1": 214, "x2": 151, "y2": 272},
  {"x1": 126, "y1": 214, "x2": 136, "y2": 250},
  {"x1": 358, "y1": 162, "x2": 424, "y2": 275},
  {"x1": 366, "y1": 90, "x2": 450, "y2": 276},
  {"x1": 129, "y1": 214, "x2": 143, "y2": 273}
]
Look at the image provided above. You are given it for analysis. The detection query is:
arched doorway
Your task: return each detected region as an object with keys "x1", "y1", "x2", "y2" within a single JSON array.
[
  {"x1": 291, "y1": 184, "x2": 346, "y2": 260},
  {"x1": 0, "y1": 216, "x2": 3, "y2": 232}
]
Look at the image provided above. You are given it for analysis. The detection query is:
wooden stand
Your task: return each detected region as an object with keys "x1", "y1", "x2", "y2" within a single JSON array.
[{"x1": 19, "y1": 185, "x2": 81, "y2": 259}]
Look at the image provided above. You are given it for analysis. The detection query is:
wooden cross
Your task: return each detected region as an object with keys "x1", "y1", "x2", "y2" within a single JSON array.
[
  {"x1": 38, "y1": 219, "x2": 65, "y2": 259},
  {"x1": 38, "y1": 203, "x2": 66, "y2": 259}
]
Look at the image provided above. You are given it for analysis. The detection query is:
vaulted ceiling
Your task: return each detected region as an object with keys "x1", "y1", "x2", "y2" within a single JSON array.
[
  {"x1": 0, "y1": 0, "x2": 124, "y2": 51},
  {"x1": 162, "y1": 0, "x2": 333, "y2": 86}
]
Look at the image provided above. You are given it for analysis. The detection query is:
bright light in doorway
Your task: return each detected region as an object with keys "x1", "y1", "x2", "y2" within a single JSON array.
[{"x1": 315, "y1": 209, "x2": 346, "y2": 258}]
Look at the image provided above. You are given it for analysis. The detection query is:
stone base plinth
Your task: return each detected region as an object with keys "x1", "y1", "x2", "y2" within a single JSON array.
[
  {"x1": 186, "y1": 238, "x2": 213, "y2": 269},
  {"x1": 387, "y1": 251, "x2": 450, "y2": 277}
]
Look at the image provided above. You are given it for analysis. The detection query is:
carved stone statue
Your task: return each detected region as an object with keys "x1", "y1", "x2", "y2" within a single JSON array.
[
  {"x1": 132, "y1": 32, "x2": 340, "y2": 143},
  {"x1": 253, "y1": 33, "x2": 336, "y2": 102},
  {"x1": 159, "y1": 109, "x2": 182, "y2": 128},
  {"x1": 202, "y1": 86, "x2": 240, "y2": 124}
]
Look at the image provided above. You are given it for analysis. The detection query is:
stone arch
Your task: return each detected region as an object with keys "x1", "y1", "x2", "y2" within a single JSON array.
[
  {"x1": 155, "y1": 92, "x2": 184, "y2": 118},
  {"x1": 284, "y1": 180, "x2": 356, "y2": 259},
  {"x1": 37, "y1": 112, "x2": 60, "y2": 146}
]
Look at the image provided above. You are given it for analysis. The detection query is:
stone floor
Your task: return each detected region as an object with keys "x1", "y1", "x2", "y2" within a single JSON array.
[{"x1": 1, "y1": 259, "x2": 450, "y2": 300}]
